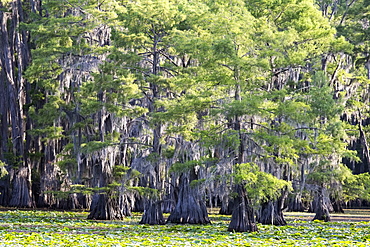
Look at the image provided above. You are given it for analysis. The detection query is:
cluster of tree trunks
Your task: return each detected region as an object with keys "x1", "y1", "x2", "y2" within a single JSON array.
[
  {"x1": 167, "y1": 172, "x2": 210, "y2": 224},
  {"x1": 258, "y1": 200, "x2": 287, "y2": 226},
  {"x1": 88, "y1": 193, "x2": 125, "y2": 220},
  {"x1": 140, "y1": 200, "x2": 165, "y2": 225},
  {"x1": 0, "y1": 0, "x2": 37, "y2": 208}
]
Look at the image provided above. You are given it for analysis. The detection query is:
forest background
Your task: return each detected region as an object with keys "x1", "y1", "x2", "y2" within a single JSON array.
[{"x1": 1, "y1": 0, "x2": 370, "y2": 232}]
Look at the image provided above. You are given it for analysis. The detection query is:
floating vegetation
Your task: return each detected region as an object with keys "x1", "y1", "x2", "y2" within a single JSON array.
[{"x1": 0, "y1": 210, "x2": 369, "y2": 246}]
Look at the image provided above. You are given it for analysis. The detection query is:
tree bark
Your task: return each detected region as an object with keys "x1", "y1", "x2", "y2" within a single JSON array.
[
  {"x1": 219, "y1": 196, "x2": 234, "y2": 215},
  {"x1": 358, "y1": 112, "x2": 370, "y2": 172},
  {"x1": 87, "y1": 145, "x2": 126, "y2": 220},
  {"x1": 88, "y1": 192, "x2": 124, "y2": 220},
  {"x1": 167, "y1": 171, "x2": 210, "y2": 224},
  {"x1": 119, "y1": 193, "x2": 133, "y2": 217},
  {"x1": 0, "y1": 0, "x2": 34, "y2": 208},
  {"x1": 258, "y1": 200, "x2": 287, "y2": 226},
  {"x1": 162, "y1": 189, "x2": 176, "y2": 213},
  {"x1": 140, "y1": 199, "x2": 165, "y2": 225},
  {"x1": 331, "y1": 198, "x2": 344, "y2": 213},
  {"x1": 0, "y1": 6, "x2": 11, "y2": 206},
  {"x1": 0, "y1": 7, "x2": 10, "y2": 163},
  {"x1": 287, "y1": 193, "x2": 306, "y2": 212},
  {"x1": 312, "y1": 187, "x2": 331, "y2": 222},
  {"x1": 228, "y1": 184, "x2": 258, "y2": 232},
  {"x1": 9, "y1": 167, "x2": 33, "y2": 207}
]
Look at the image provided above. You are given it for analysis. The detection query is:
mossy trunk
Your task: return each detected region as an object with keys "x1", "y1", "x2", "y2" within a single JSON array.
[
  {"x1": 219, "y1": 196, "x2": 234, "y2": 215},
  {"x1": 0, "y1": 0, "x2": 35, "y2": 208},
  {"x1": 9, "y1": 167, "x2": 34, "y2": 208},
  {"x1": 87, "y1": 146, "x2": 124, "y2": 220},
  {"x1": 312, "y1": 187, "x2": 331, "y2": 222},
  {"x1": 287, "y1": 193, "x2": 306, "y2": 212},
  {"x1": 140, "y1": 199, "x2": 165, "y2": 225},
  {"x1": 119, "y1": 193, "x2": 133, "y2": 217},
  {"x1": 88, "y1": 192, "x2": 124, "y2": 220},
  {"x1": 228, "y1": 184, "x2": 258, "y2": 232},
  {"x1": 331, "y1": 199, "x2": 344, "y2": 213},
  {"x1": 167, "y1": 171, "x2": 210, "y2": 224},
  {"x1": 162, "y1": 192, "x2": 176, "y2": 213},
  {"x1": 258, "y1": 200, "x2": 287, "y2": 226},
  {"x1": 308, "y1": 187, "x2": 333, "y2": 213}
]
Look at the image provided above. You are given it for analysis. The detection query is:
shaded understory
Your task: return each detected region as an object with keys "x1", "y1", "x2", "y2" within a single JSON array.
[{"x1": 0, "y1": 209, "x2": 369, "y2": 246}]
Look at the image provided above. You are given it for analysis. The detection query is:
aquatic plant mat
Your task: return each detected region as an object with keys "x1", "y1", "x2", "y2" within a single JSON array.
[{"x1": 0, "y1": 208, "x2": 370, "y2": 246}]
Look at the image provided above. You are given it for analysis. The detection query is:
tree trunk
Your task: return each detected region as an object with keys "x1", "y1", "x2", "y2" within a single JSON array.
[
  {"x1": 219, "y1": 196, "x2": 234, "y2": 215},
  {"x1": 0, "y1": 1, "x2": 34, "y2": 208},
  {"x1": 365, "y1": 56, "x2": 370, "y2": 80},
  {"x1": 359, "y1": 112, "x2": 370, "y2": 172},
  {"x1": 38, "y1": 161, "x2": 61, "y2": 207},
  {"x1": 287, "y1": 193, "x2": 306, "y2": 212},
  {"x1": 87, "y1": 139, "x2": 124, "y2": 220},
  {"x1": 167, "y1": 171, "x2": 210, "y2": 224},
  {"x1": 331, "y1": 198, "x2": 344, "y2": 213},
  {"x1": 87, "y1": 162, "x2": 124, "y2": 220},
  {"x1": 140, "y1": 199, "x2": 165, "y2": 225},
  {"x1": 308, "y1": 187, "x2": 333, "y2": 213},
  {"x1": 162, "y1": 189, "x2": 176, "y2": 213},
  {"x1": 288, "y1": 159, "x2": 308, "y2": 212},
  {"x1": 119, "y1": 193, "x2": 133, "y2": 217},
  {"x1": 312, "y1": 187, "x2": 331, "y2": 222},
  {"x1": 9, "y1": 167, "x2": 34, "y2": 207},
  {"x1": 228, "y1": 184, "x2": 258, "y2": 232},
  {"x1": 0, "y1": 178, "x2": 11, "y2": 206},
  {"x1": 258, "y1": 200, "x2": 287, "y2": 226},
  {"x1": 88, "y1": 192, "x2": 124, "y2": 220},
  {"x1": 0, "y1": 8, "x2": 9, "y2": 163}
]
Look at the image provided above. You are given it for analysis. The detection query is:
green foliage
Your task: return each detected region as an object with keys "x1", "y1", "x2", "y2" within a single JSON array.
[
  {"x1": 108, "y1": 181, "x2": 122, "y2": 190},
  {"x1": 0, "y1": 0, "x2": 12, "y2": 5},
  {"x1": 0, "y1": 161, "x2": 8, "y2": 178},
  {"x1": 80, "y1": 141, "x2": 113, "y2": 154},
  {"x1": 342, "y1": 172, "x2": 370, "y2": 202},
  {"x1": 57, "y1": 158, "x2": 77, "y2": 172},
  {"x1": 28, "y1": 126, "x2": 64, "y2": 142},
  {"x1": 234, "y1": 163, "x2": 292, "y2": 205},
  {"x1": 69, "y1": 184, "x2": 93, "y2": 195},
  {"x1": 307, "y1": 72, "x2": 343, "y2": 121},
  {"x1": 194, "y1": 125, "x2": 223, "y2": 149},
  {"x1": 128, "y1": 186, "x2": 160, "y2": 199},
  {"x1": 170, "y1": 160, "x2": 202, "y2": 174},
  {"x1": 113, "y1": 165, "x2": 130, "y2": 178},
  {"x1": 113, "y1": 165, "x2": 141, "y2": 185},
  {"x1": 189, "y1": 178, "x2": 206, "y2": 188},
  {"x1": 45, "y1": 184, "x2": 96, "y2": 198},
  {"x1": 308, "y1": 161, "x2": 345, "y2": 185},
  {"x1": 146, "y1": 152, "x2": 161, "y2": 163},
  {"x1": 248, "y1": 0, "x2": 336, "y2": 68},
  {"x1": 170, "y1": 157, "x2": 218, "y2": 174},
  {"x1": 162, "y1": 145, "x2": 176, "y2": 159}
]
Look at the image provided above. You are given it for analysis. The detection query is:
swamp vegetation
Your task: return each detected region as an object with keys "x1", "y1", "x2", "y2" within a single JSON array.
[
  {"x1": 1, "y1": 0, "x2": 370, "y2": 234},
  {"x1": 0, "y1": 209, "x2": 370, "y2": 246}
]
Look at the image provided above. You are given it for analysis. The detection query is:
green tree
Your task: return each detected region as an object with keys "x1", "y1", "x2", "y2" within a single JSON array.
[
  {"x1": 228, "y1": 163, "x2": 291, "y2": 232},
  {"x1": 24, "y1": 0, "x2": 134, "y2": 216},
  {"x1": 318, "y1": 0, "x2": 370, "y2": 175},
  {"x1": 294, "y1": 72, "x2": 357, "y2": 220},
  {"x1": 190, "y1": 0, "x2": 340, "y2": 230},
  {"x1": 107, "y1": 0, "x2": 214, "y2": 224}
]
